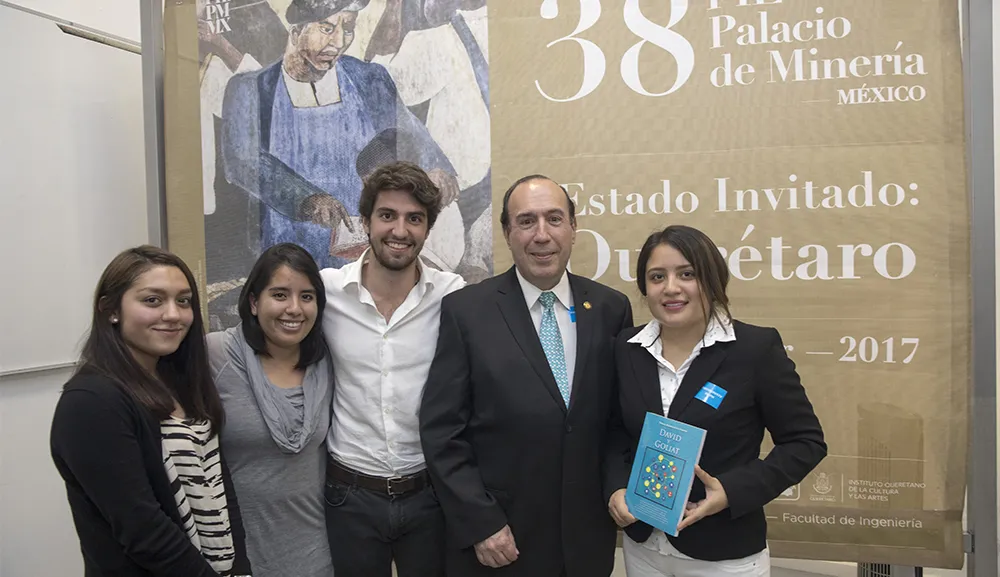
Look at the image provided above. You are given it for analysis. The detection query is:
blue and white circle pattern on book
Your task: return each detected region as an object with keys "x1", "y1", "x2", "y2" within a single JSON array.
[{"x1": 634, "y1": 448, "x2": 687, "y2": 511}]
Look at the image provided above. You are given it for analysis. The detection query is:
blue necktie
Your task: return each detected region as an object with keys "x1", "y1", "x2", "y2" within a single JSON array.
[{"x1": 539, "y1": 291, "x2": 570, "y2": 406}]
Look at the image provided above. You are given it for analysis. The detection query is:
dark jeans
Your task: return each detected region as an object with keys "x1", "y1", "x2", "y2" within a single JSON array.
[{"x1": 324, "y1": 469, "x2": 446, "y2": 577}]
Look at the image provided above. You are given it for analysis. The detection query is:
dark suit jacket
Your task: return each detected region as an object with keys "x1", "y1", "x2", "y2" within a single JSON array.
[
  {"x1": 419, "y1": 267, "x2": 634, "y2": 577},
  {"x1": 614, "y1": 320, "x2": 826, "y2": 561},
  {"x1": 50, "y1": 370, "x2": 251, "y2": 577}
]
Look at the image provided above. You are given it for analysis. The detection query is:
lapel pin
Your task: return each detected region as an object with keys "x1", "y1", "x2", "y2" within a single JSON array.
[{"x1": 583, "y1": 301, "x2": 592, "y2": 310}]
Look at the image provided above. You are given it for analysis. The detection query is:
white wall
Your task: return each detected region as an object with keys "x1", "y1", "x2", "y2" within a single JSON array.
[
  {"x1": 0, "y1": 2, "x2": 146, "y2": 576},
  {"x1": 4, "y1": 0, "x2": 140, "y2": 40}
]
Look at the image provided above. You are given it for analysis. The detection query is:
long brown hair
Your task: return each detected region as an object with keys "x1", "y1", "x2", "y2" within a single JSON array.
[{"x1": 77, "y1": 245, "x2": 224, "y2": 428}]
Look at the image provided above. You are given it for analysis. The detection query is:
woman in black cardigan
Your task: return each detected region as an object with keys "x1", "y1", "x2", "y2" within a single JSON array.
[
  {"x1": 50, "y1": 245, "x2": 251, "y2": 577},
  {"x1": 607, "y1": 226, "x2": 826, "y2": 576}
]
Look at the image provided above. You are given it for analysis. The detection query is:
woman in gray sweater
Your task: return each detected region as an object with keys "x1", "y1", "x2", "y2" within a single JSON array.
[{"x1": 207, "y1": 243, "x2": 334, "y2": 576}]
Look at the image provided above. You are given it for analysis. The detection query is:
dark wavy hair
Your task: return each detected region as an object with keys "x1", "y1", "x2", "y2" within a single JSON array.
[
  {"x1": 635, "y1": 225, "x2": 732, "y2": 328},
  {"x1": 78, "y1": 245, "x2": 223, "y2": 428},
  {"x1": 237, "y1": 243, "x2": 329, "y2": 370},
  {"x1": 358, "y1": 161, "x2": 443, "y2": 230}
]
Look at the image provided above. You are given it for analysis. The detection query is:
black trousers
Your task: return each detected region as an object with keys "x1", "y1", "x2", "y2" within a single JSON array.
[{"x1": 324, "y1": 464, "x2": 446, "y2": 577}]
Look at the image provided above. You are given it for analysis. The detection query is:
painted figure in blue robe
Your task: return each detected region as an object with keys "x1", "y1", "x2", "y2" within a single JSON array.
[{"x1": 220, "y1": 0, "x2": 457, "y2": 268}]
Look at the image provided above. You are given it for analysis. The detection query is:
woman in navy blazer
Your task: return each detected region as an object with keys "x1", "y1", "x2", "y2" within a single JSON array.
[{"x1": 607, "y1": 225, "x2": 827, "y2": 576}]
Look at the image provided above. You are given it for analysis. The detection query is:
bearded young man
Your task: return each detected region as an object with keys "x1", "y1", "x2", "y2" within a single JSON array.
[{"x1": 319, "y1": 161, "x2": 464, "y2": 577}]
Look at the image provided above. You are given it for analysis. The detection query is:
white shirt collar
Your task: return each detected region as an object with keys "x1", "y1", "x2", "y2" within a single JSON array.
[
  {"x1": 335, "y1": 248, "x2": 437, "y2": 294},
  {"x1": 515, "y1": 267, "x2": 572, "y2": 310},
  {"x1": 281, "y1": 63, "x2": 343, "y2": 108},
  {"x1": 628, "y1": 313, "x2": 736, "y2": 349}
]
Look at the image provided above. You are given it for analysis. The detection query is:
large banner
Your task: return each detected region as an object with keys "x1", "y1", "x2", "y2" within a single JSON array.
[
  {"x1": 192, "y1": 0, "x2": 493, "y2": 329},
  {"x1": 488, "y1": 0, "x2": 969, "y2": 569},
  {"x1": 167, "y1": 0, "x2": 970, "y2": 568}
]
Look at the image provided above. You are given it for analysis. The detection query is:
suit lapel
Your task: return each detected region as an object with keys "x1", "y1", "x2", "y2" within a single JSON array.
[
  {"x1": 628, "y1": 340, "x2": 664, "y2": 416},
  {"x1": 667, "y1": 343, "x2": 730, "y2": 419},
  {"x1": 495, "y1": 268, "x2": 567, "y2": 413},
  {"x1": 566, "y1": 275, "x2": 592, "y2": 413}
]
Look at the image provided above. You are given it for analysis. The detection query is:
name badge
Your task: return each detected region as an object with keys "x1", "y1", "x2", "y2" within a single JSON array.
[
  {"x1": 695, "y1": 382, "x2": 727, "y2": 409},
  {"x1": 569, "y1": 306, "x2": 577, "y2": 323}
]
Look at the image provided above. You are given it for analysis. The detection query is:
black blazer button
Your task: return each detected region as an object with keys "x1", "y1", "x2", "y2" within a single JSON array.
[{"x1": 566, "y1": 425, "x2": 573, "y2": 433}]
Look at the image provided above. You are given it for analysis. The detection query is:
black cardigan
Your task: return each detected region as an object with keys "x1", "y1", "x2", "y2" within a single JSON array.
[{"x1": 50, "y1": 370, "x2": 251, "y2": 576}]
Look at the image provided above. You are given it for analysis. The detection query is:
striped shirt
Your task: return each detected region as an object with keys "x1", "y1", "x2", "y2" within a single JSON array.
[{"x1": 160, "y1": 417, "x2": 236, "y2": 575}]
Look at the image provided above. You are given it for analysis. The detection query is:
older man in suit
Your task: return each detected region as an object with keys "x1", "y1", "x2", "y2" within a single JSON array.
[{"x1": 419, "y1": 175, "x2": 634, "y2": 577}]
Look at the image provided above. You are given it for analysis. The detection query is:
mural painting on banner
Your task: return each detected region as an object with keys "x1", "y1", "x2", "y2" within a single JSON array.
[
  {"x1": 194, "y1": 0, "x2": 493, "y2": 329},
  {"x1": 488, "y1": 0, "x2": 969, "y2": 569}
]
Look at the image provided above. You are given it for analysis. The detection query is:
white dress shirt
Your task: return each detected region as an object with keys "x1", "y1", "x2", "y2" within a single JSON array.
[
  {"x1": 516, "y1": 268, "x2": 577, "y2": 392},
  {"x1": 626, "y1": 314, "x2": 767, "y2": 567},
  {"x1": 322, "y1": 251, "x2": 466, "y2": 477}
]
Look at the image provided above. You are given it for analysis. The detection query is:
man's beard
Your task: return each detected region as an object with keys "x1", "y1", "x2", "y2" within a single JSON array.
[{"x1": 370, "y1": 235, "x2": 422, "y2": 271}]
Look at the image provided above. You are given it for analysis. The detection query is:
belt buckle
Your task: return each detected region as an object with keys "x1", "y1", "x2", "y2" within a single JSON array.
[{"x1": 386, "y1": 477, "x2": 403, "y2": 496}]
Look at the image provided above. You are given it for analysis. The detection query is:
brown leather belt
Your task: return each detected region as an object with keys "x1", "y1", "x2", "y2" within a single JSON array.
[{"x1": 327, "y1": 458, "x2": 429, "y2": 497}]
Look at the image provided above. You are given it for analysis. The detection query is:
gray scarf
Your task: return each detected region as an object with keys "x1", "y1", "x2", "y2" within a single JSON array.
[{"x1": 222, "y1": 325, "x2": 331, "y2": 454}]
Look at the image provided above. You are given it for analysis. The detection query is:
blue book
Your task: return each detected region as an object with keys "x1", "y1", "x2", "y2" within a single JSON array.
[{"x1": 624, "y1": 412, "x2": 707, "y2": 537}]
